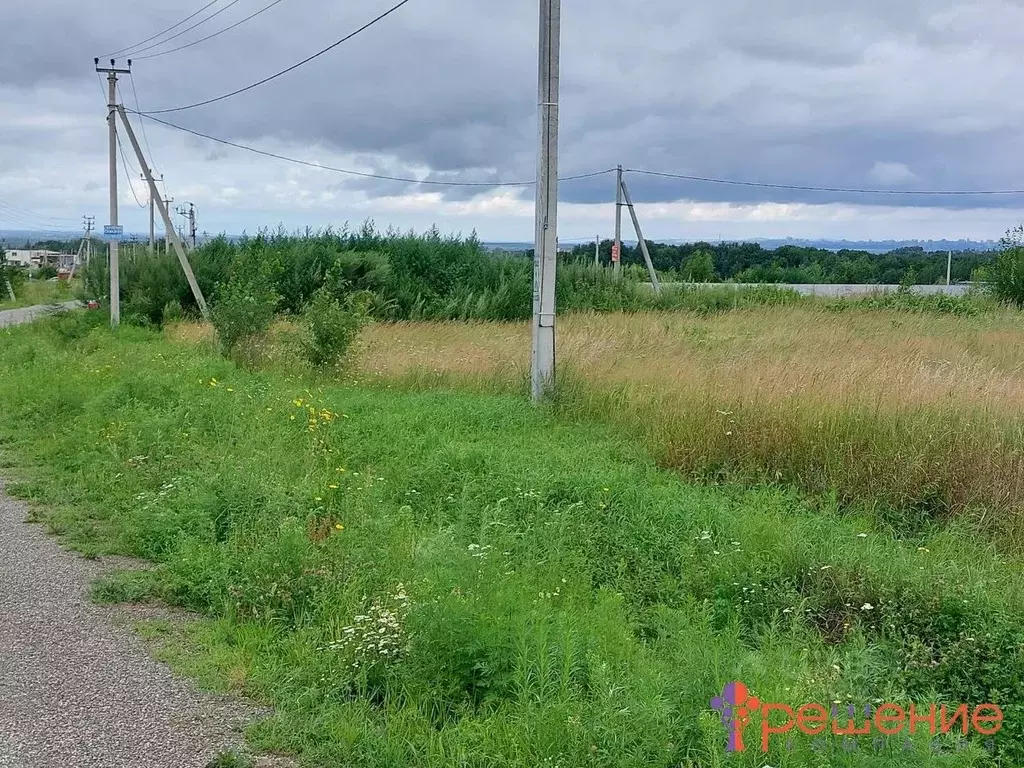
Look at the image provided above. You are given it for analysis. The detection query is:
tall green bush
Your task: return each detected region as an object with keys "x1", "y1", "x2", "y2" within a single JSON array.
[
  {"x1": 989, "y1": 224, "x2": 1024, "y2": 307},
  {"x1": 300, "y1": 286, "x2": 364, "y2": 368},
  {"x1": 210, "y1": 268, "x2": 280, "y2": 356}
]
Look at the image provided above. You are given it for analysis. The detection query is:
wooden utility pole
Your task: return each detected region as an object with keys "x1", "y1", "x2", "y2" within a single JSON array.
[
  {"x1": 95, "y1": 58, "x2": 131, "y2": 328},
  {"x1": 530, "y1": 0, "x2": 560, "y2": 402}
]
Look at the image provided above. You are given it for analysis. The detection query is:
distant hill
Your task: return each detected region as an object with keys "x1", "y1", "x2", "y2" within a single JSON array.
[
  {"x1": 1, "y1": 230, "x2": 1000, "y2": 256},
  {"x1": 542, "y1": 237, "x2": 999, "y2": 254},
  {"x1": 752, "y1": 238, "x2": 998, "y2": 254}
]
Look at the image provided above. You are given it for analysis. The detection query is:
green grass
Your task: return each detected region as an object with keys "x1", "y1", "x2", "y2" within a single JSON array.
[
  {"x1": 1, "y1": 312, "x2": 1022, "y2": 766},
  {"x1": 0, "y1": 278, "x2": 74, "y2": 309}
]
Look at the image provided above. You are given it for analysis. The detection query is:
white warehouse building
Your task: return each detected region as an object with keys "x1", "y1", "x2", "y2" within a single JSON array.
[{"x1": 3, "y1": 250, "x2": 67, "y2": 268}]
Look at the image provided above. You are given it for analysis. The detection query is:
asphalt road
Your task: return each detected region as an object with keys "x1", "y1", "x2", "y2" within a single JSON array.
[
  {"x1": 0, "y1": 301, "x2": 81, "y2": 328},
  {"x1": 0, "y1": 482, "x2": 267, "y2": 767}
]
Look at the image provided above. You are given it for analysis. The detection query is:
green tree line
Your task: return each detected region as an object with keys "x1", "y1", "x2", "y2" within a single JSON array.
[
  {"x1": 564, "y1": 240, "x2": 994, "y2": 284},
  {"x1": 76, "y1": 223, "x2": 804, "y2": 326}
]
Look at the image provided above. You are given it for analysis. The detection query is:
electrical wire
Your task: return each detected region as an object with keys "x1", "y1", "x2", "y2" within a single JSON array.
[
  {"x1": 0, "y1": 210, "x2": 74, "y2": 231},
  {"x1": 126, "y1": 75, "x2": 156, "y2": 173},
  {"x1": 117, "y1": 135, "x2": 149, "y2": 208},
  {"x1": 104, "y1": 0, "x2": 221, "y2": 58},
  {"x1": 625, "y1": 168, "x2": 1024, "y2": 196},
  {"x1": 121, "y1": 0, "x2": 245, "y2": 59},
  {"x1": 130, "y1": 110, "x2": 618, "y2": 186},
  {"x1": 135, "y1": 0, "x2": 293, "y2": 60},
  {"x1": 0, "y1": 200, "x2": 79, "y2": 226},
  {"x1": 143, "y1": 0, "x2": 416, "y2": 114},
  {"x1": 95, "y1": 72, "x2": 109, "y2": 104},
  {"x1": 0, "y1": 205, "x2": 80, "y2": 234}
]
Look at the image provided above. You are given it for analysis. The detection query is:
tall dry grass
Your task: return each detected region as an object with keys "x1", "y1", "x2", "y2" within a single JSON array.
[{"x1": 354, "y1": 307, "x2": 1024, "y2": 542}]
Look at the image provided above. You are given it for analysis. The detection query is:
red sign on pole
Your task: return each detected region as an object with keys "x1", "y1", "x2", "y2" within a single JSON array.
[{"x1": 611, "y1": 243, "x2": 620, "y2": 262}]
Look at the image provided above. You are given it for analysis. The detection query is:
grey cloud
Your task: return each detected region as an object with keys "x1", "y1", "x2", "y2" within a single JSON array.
[{"x1": 3, "y1": 0, "x2": 1024, "y2": 218}]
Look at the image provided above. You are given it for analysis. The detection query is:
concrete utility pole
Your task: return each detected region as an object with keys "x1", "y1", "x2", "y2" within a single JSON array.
[
  {"x1": 95, "y1": 58, "x2": 130, "y2": 328},
  {"x1": 594, "y1": 234, "x2": 600, "y2": 266},
  {"x1": 116, "y1": 105, "x2": 208, "y2": 316},
  {"x1": 67, "y1": 216, "x2": 93, "y2": 281},
  {"x1": 175, "y1": 203, "x2": 197, "y2": 250},
  {"x1": 530, "y1": 0, "x2": 560, "y2": 403},
  {"x1": 162, "y1": 195, "x2": 174, "y2": 254},
  {"x1": 82, "y1": 216, "x2": 94, "y2": 265},
  {"x1": 3, "y1": 242, "x2": 15, "y2": 300},
  {"x1": 143, "y1": 171, "x2": 161, "y2": 253},
  {"x1": 614, "y1": 164, "x2": 622, "y2": 276},
  {"x1": 947, "y1": 250, "x2": 953, "y2": 286},
  {"x1": 618, "y1": 175, "x2": 662, "y2": 294}
]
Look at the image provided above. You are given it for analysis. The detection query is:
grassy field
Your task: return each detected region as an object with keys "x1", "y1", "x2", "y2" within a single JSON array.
[
  {"x1": 347, "y1": 306, "x2": 1024, "y2": 547},
  {"x1": 2, "y1": 308, "x2": 1024, "y2": 766},
  {"x1": 173, "y1": 301, "x2": 1024, "y2": 543},
  {"x1": 0, "y1": 278, "x2": 76, "y2": 309}
]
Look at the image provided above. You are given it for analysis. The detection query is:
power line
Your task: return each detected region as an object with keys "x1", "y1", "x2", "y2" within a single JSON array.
[
  {"x1": 0, "y1": 200, "x2": 79, "y2": 223},
  {"x1": 0, "y1": 211, "x2": 73, "y2": 230},
  {"x1": 122, "y1": 0, "x2": 245, "y2": 58},
  {"x1": 0, "y1": 200, "x2": 79, "y2": 228},
  {"x1": 104, "y1": 0, "x2": 221, "y2": 58},
  {"x1": 625, "y1": 168, "x2": 1024, "y2": 197},
  {"x1": 94, "y1": 72, "x2": 110, "y2": 104},
  {"x1": 130, "y1": 110, "x2": 617, "y2": 186},
  {"x1": 0, "y1": 214, "x2": 78, "y2": 233},
  {"x1": 117, "y1": 135, "x2": 148, "y2": 208},
  {"x1": 143, "y1": 0, "x2": 416, "y2": 114},
  {"x1": 135, "y1": 0, "x2": 293, "y2": 60},
  {"x1": 127, "y1": 74, "x2": 156, "y2": 172}
]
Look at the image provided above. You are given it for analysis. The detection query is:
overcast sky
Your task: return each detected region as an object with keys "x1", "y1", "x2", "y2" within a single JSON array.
[{"x1": 2, "y1": 0, "x2": 1024, "y2": 242}]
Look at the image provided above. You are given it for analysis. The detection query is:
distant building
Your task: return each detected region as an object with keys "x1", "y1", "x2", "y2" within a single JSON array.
[
  {"x1": 4, "y1": 250, "x2": 37, "y2": 267},
  {"x1": 3, "y1": 249, "x2": 72, "y2": 268}
]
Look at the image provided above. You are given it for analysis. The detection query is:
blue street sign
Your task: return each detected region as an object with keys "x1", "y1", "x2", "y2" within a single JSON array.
[{"x1": 103, "y1": 225, "x2": 123, "y2": 241}]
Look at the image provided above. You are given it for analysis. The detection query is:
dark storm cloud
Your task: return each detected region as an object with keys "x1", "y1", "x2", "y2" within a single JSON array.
[{"x1": 4, "y1": 0, "x2": 1024, "y2": 211}]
